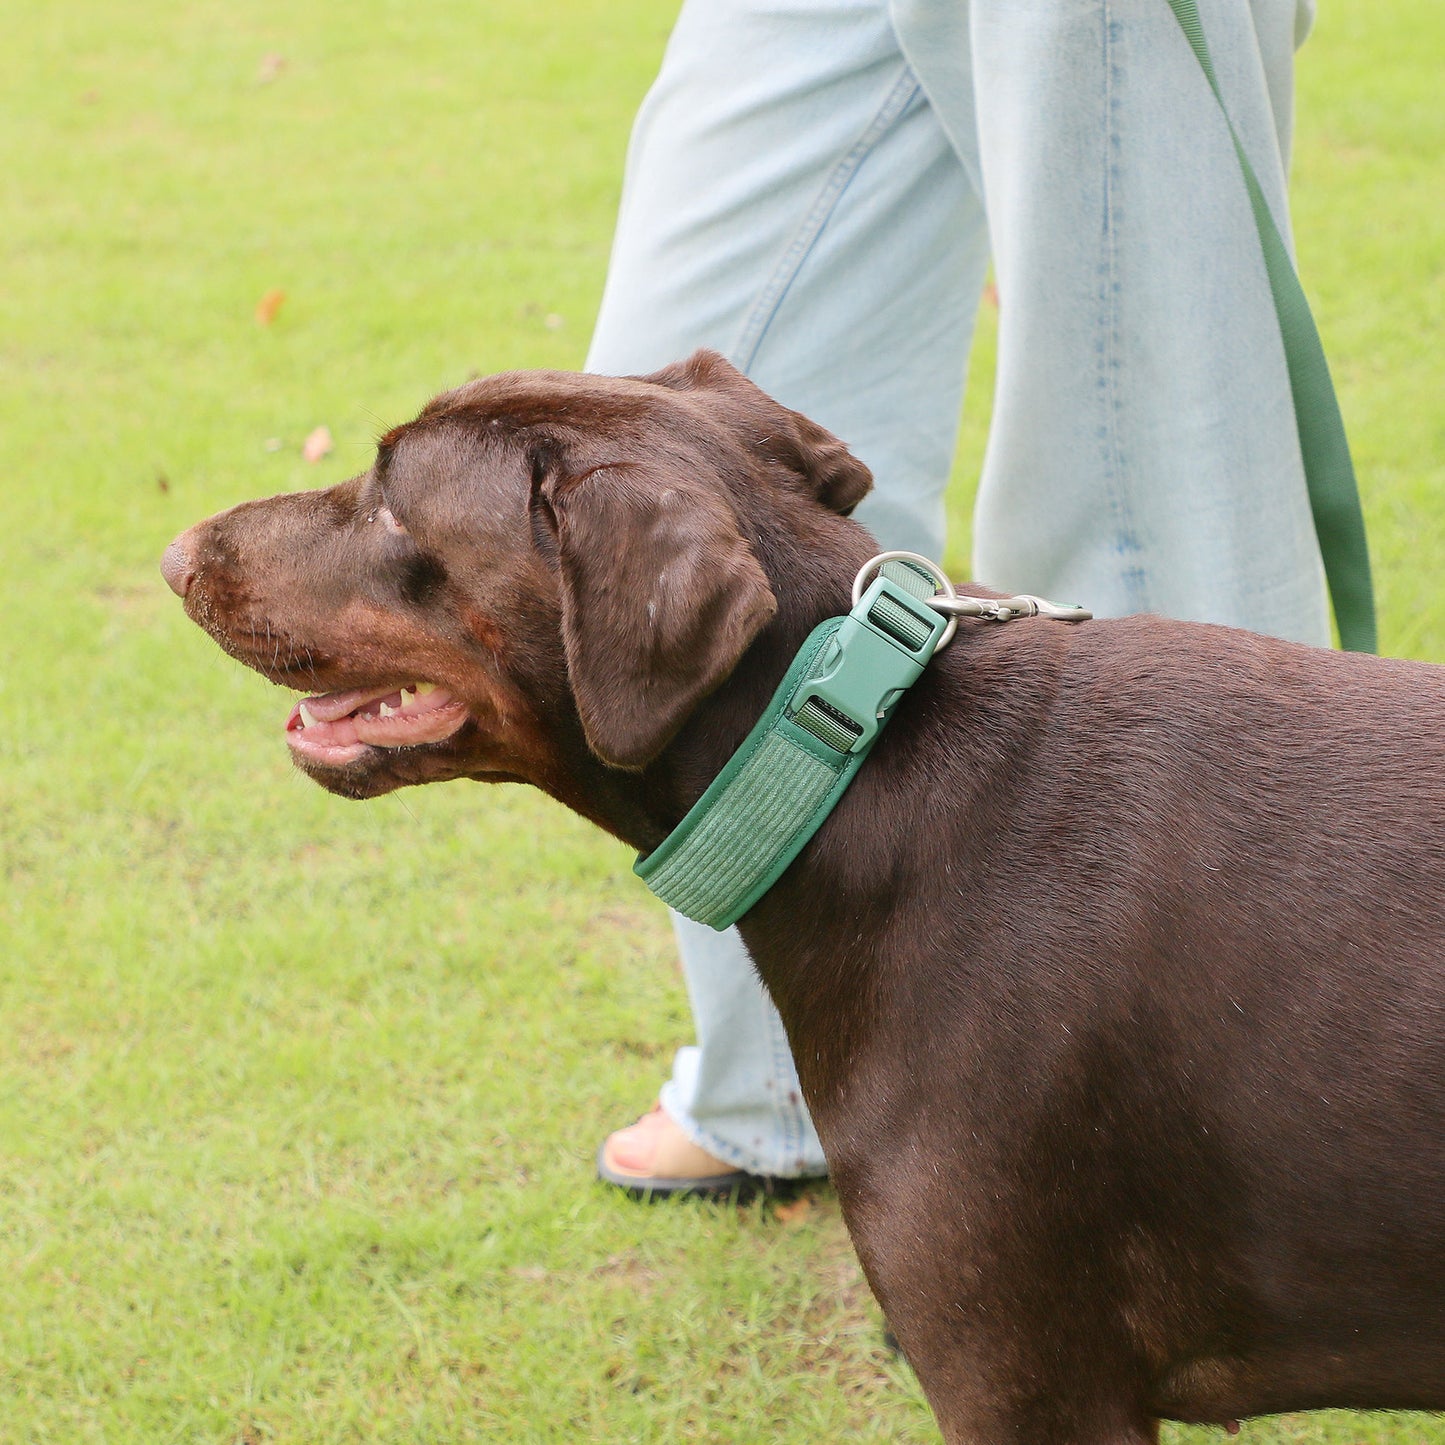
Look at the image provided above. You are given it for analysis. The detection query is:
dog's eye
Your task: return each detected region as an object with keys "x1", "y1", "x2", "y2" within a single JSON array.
[{"x1": 371, "y1": 505, "x2": 408, "y2": 536}]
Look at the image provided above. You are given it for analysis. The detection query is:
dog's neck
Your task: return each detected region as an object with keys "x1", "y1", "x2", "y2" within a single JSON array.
[
  {"x1": 520, "y1": 503, "x2": 1065, "y2": 1123},
  {"x1": 547, "y1": 508, "x2": 1060, "y2": 1117},
  {"x1": 530, "y1": 507, "x2": 963, "y2": 1104}
]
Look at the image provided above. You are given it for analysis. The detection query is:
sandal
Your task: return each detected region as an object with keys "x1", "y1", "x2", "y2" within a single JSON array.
[{"x1": 596, "y1": 1104, "x2": 783, "y2": 1201}]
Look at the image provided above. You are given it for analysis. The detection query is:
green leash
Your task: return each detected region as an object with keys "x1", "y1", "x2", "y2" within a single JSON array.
[{"x1": 1165, "y1": 0, "x2": 1376, "y2": 652}]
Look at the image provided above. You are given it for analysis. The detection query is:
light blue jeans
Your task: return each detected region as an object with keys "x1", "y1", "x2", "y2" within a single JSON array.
[{"x1": 586, "y1": 0, "x2": 1329, "y2": 1177}]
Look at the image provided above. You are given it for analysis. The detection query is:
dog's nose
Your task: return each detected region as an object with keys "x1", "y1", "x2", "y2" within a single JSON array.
[{"x1": 161, "y1": 537, "x2": 196, "y2": 598}]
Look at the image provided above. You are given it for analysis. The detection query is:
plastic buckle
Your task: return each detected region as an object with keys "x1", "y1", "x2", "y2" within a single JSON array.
[{"x1": 787, "y1": 578, "x2": 949, "y2": 753}]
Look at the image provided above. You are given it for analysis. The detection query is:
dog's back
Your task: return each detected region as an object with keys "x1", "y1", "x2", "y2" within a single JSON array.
[{"x1": 753, "y1": 615, "x2": 1445, "y2": 1428}]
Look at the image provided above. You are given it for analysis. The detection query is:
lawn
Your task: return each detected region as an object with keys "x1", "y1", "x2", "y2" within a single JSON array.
[{"x1": 0, "y1": 1, "x2": 1440, "y2": 1441}]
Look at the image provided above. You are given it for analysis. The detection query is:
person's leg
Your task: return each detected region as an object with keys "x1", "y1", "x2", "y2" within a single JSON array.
[
  {"x1": 590, "y1": 0, "x2": 1329, "y2": 1184},
  {"x1": 587, "y1": 0, "x2": 989, "y2": 1181},
  {"x1": 892, "y1": 0, "x2": 1329, "y2": 641}
]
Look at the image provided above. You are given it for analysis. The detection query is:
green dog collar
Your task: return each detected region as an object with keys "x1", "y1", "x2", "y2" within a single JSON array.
[{"x1": 635, "y1": 558, "x2": 950, "y2": 930}]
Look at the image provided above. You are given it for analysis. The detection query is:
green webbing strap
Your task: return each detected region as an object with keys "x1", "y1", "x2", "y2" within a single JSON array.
[
  {"x1": 1165, "y1": 0, "x2": 1376, "y2": 652},
  {"x1": 635, "y1": 561, "x2": 948, "y2": 929}
]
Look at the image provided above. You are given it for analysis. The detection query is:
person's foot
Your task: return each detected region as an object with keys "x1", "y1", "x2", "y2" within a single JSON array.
[{"x1": 596, "y1": 1104, "x2": 777, "y2": 1200}]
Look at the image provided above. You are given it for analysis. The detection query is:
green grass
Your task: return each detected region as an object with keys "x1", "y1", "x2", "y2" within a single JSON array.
[{"x1": 1, "y1": 0, "x2": 1441, "y2": 1440}]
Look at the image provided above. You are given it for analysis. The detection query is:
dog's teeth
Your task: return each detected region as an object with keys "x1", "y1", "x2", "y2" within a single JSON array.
[
  {"x1": 398, "y1": 687, "x2": 415, "y2": 709},
  {"x1": 414, "y1": 682, "x2": 437, "y2": 696},
  {"x1": 379, "y1": 702, "x2": 397, "y2": 718},
  {"x1": 299, "y1": 703, "x2": 318, "y2": 728}
]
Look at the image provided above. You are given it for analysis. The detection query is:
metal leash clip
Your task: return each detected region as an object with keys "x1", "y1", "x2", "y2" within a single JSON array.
[
  {"x1": 852, "y1": 551, "x2": 1092, "y2": 651},
  {"x1": 927, "y1": 592, "x2": 1093, "y2": 623}
]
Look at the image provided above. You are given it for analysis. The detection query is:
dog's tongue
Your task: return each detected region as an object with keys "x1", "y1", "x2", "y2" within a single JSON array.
[
  {"x1": 295, "y1": 681, "x2": 454, "y2": 726},
  {"x1": 300, "y1": 684, "x2": 401, "y2": 725},
  {"x1": 284, "y1": 682, "x2": 470, "y2": 761}
]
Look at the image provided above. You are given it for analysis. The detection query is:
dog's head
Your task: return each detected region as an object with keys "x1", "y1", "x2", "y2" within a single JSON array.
[{"x1": 163, "y1": 351, "x2": 873, "y2": 806}]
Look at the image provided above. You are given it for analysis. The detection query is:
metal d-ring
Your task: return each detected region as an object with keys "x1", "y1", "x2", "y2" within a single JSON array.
[{"x1": 852, "y1": 550, "x2": 960, "y2": 648}]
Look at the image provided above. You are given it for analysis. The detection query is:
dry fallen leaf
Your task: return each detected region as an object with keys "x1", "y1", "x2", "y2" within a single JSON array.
[
  {"x1": 772, "y1": 1194, "x2": 814, "y2": 1225},
  {"x1": 254, "y1": 288, "x2": 286, "y2": 326},
  {"x1": 302, "y1": 426, "x2": 333, "y2": 463}
]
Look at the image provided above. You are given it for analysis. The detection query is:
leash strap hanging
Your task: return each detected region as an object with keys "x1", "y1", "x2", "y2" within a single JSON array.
[
  {"x1": 1164, "y1": 0, "x2": 1376, "y2": 652},
  {"x1": 635, "y1": 560, "x2": 949, "y2": 930}
]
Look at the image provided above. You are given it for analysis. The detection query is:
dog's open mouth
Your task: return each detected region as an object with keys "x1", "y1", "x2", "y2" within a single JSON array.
[{"x1": 285, "y1": 681, "x2": 468, "y2": 766}]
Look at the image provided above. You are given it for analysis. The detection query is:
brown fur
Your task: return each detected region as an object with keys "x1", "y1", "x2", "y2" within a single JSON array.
[{"x1": 164, "y1": 351, "x2": 1445, "y2": 1443}]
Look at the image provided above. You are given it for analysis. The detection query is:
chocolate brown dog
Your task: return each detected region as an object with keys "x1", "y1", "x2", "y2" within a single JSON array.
[{"x1": 163, "y1": 351, "x2": 1445, "y2": 1443}]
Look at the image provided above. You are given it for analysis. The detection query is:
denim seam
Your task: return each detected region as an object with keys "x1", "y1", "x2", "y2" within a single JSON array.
[
  {"x1": 764, "y1": 1003, "x2": 804, "y2": 1174},
  {"x1": 730, "y1": 67, "x2": 923, "y2": 375},
  {"x1": 1099, "y1": 3, "x2": 1148, "y2": 613}
]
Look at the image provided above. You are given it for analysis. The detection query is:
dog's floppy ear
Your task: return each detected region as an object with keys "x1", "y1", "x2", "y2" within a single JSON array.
[
  {"x1": 532, "y1": 452, "x2": 778, "y2": 770},
  {"x1": 641, "y1": 350, "x2": 873, "y2": 517}
]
